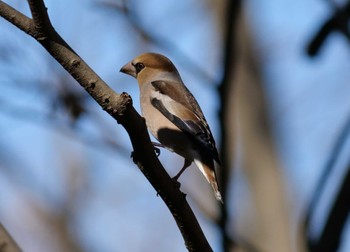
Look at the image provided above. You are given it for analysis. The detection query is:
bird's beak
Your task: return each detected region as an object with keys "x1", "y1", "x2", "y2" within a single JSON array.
[{"x1": 120, "y1": 61, "x2": 136, "y2": 78}]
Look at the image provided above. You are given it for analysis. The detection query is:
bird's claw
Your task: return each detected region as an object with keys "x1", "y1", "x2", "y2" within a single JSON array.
[
  {"x1": 154, "y1": 147, "x2": 161, "y2": 156},
  {"x1": 151, "y1": 142, "x2": 164, "y2": 156}
]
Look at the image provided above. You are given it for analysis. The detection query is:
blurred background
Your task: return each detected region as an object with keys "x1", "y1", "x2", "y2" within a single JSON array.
[{"x1": 1, "y1": 0, "x2": 350, "y2": 251}]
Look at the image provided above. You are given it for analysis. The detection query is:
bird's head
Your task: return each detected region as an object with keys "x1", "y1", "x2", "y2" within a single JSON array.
[{"x1": 120, "y1": 53, "x2": 180, "y2": 84}]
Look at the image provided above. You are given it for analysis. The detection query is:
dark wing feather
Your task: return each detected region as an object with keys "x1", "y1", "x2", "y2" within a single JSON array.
[{"x1": 151, "y1": 81, "x2": 221, "y2": 164}]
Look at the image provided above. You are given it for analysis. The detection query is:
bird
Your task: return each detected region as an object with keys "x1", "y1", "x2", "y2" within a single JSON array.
[{"x1": 120, "y1": 52, "x2": 222, "y2": 202}]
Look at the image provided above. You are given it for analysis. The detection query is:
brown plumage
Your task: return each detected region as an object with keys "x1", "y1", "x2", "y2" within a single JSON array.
[{"x1": 120, "y1": 52, "x2": 222, "y2": 202}]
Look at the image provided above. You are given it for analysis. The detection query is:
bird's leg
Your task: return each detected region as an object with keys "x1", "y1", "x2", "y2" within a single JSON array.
[
  {"x1": 153, "y1": 147, "x2": 160, "y2": 156},
  {"x1": 172, "y1": 159, "x2": 192, "y2": 181},
  {"x1": 152, "y1": 142, "x2": 165, "y2": 156}
]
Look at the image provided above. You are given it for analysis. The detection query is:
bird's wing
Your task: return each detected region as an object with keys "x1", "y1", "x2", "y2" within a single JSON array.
[{"x1": 150, "y1": 80, "x2": 221, "y2": 164}]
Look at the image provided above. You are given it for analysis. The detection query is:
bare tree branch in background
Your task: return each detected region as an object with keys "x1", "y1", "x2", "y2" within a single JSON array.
[
  {"x1": 231, "y1": 9, "x2": 293, "y2": 252},
  {"x1": 0, "y1": 1, "x2": 213, "y2": 251},
  {"x1": 309, "y1": 161, "x2": 350, "y2": 252},
  {"x1": 0, "y1": 223, "x2": 21, "y2": 252},
  {"x1": 303, "y1": 1, "x2": 350, "y2": 249},
  {"x1": 96, "y1": 0, "x2": 216, "y2": 85},
  {"x1": 303, "y1": 114, "x2": 350, "y2": 249},
  {"x1": 0, "y1": 98, "x2": 131, "y2": 157},
  {"x1": 307, "y1": 1, "x2": 350, "y2": 57},
  {"x1": 217, "y1": 0, "x2": 241, "y2": 251},
  {"x1": 0, "y1": 46, "x2": 128, "y2": 158}
]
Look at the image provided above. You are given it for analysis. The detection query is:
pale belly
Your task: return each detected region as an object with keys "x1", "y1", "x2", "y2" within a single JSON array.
[{"x1": 140, "y1": 95, "x2": 194, "y2": 161}]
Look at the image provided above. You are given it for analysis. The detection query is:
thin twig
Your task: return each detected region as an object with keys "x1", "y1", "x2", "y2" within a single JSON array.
[{"x1": 0, "y1": 1, "x2": 33, "y2": 34}]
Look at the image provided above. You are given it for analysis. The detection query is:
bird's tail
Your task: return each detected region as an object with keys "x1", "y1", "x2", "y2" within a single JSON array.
[{"x1": 194, "y1": 159, "x2": 223, "y2": 203}]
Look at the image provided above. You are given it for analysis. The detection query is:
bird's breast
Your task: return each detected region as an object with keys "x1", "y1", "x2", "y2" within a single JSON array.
[
  {"x1": 139, "y1": 86, "x2": 194, "y2": 160},
  {"x1": 140, "y1": 90, "x2": 178, "y2": 139}
]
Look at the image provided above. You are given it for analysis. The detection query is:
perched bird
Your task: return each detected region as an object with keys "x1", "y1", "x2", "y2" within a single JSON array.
[{"x1": 120, "y1": 53, "x2": 222, "y2": 202}]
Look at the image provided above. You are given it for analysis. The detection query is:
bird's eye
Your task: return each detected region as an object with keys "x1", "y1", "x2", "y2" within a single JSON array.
[{"x1": 135, "y1": 63, "x2": 145, "y2": 73}]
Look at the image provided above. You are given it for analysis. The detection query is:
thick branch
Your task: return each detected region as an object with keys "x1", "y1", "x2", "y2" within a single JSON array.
[{"x1": 0, "y1": 0, "x2": 212, "y2": 251}]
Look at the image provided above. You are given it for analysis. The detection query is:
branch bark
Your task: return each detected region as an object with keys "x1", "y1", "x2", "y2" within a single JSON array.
[{"x1": 0, "y1": 1, "x2": 212, "y2": 251}]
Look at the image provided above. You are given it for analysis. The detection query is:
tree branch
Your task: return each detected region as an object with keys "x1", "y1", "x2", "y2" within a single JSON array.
[
  {"x1": 0, "y1": 1, "x2": 212, "y2": 251},
  {"x1": 27, "y1": 0, "x2": 53, "y2": 31},
  {"x1": 0, "y1": 1, "x2": 34, "y2": 35}
]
